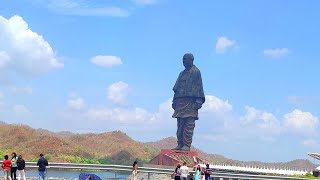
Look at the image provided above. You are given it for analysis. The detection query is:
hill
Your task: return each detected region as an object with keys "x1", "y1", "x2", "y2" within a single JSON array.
[
  {"x1": 0, "y1": 123, "x2": 157, "y2": 164},
  {"x1": 0, "y1": 123, "x2": 316, "y2": 170}
]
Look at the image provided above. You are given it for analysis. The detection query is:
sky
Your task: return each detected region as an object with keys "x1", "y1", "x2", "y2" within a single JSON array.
[{"x1": 1, "y1": 0, "x2": 320, "y2": 163}]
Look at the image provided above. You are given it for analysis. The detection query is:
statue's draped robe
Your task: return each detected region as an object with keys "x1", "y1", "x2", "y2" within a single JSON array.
[{"x1": 172, "y1": 65, "x2": 205, "y2": 120}]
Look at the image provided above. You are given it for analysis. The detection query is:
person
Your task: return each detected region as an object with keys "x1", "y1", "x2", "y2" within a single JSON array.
[
  {"x1": 2, "y1": 155, "x2": 12, "y2": 180},
  {"x1": 16, "y1": 155, "x2": 26, "y2": 180},
  {"x1": 173, "y1": 164, "x2": 181, "y2": 180},
  {"x1": 194, "y1": 165, "x2": 201, "y2": 180},
  {"x1": 201, "y1": 171, "x2": 205, "y2": 180},
  {"x1": 189, "y1": 173, "x2": 194, "y2": 180},
  {"x1": 37, "y1": 154, "x2": 48, "y2": 180},
  {"x1": 11, "y1": 152, "x2": 18, "y2": 180},
  {"x1": 180, "y1": 162, "x2": 189, "y2": 180},
  {"x1": 204, "y1": 164, "x2": 212, "y2": 180},
  {"x1": 131, "y1": 161, "x2": 138, "y2": 180},
  {"x1": 172, "y1": 53, "x2": 205, "y2": 151}
]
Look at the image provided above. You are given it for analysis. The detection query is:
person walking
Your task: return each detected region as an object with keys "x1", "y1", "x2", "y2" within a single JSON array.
[
  {"x1": 37, "y1": 154, "x2": 48, "y2": 180},
  {"x1": 16, "y1": 155, "x2": 26, "y2": 180},
  {"x1": 180, "y1": 162, "x2": 189, "y2": 180},
  {"x1": 11, "y1": 152, "x2": 18, "y2": 180},
  {"x1": 173, "y1": 164, "x2": 181, "y2": 180},
  {"x1": 2, "y1": 155, "x2": 12, "y2": 180}
]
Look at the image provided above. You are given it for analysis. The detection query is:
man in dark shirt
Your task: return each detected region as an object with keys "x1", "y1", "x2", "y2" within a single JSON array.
[
  {"x1": 37, "y1": 154, "x2": 48, "y2": 180},
  {"x1": 204, "y1": 164, "x2": 212, "y2": 180}
]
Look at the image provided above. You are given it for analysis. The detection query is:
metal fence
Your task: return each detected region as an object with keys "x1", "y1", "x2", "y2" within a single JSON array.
[{"x1": 0, "y1": 161, "x2": 313, "y2": 180}]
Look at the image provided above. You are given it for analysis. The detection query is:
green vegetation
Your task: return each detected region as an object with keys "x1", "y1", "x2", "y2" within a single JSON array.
[
  {"x1": 62, "y1": 155, "x2": 100, "y2": 164},
  {"x1": 0, "y1": 149, "x2": 11, "y2": 159},
  {"x1": 0, "y1": 149, "x2": 6, "y2": 159},
  {"x1": 29, "y1": 157, "x2": 38, "y2": 162},
  {"x1": 289, "y1": 172, "x2": 318, "y2": 179}
]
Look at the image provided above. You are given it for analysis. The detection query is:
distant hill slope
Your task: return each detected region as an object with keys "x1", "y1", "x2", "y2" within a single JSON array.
[
  {"x1": 0, "y1": 123, "x2": 316, "y2": 170},
  {"x1": 144, "y1": 136, "x2": 228, "y2": 162},
  {"x1": 0, "y1": 123, "x2": 158, "y2": 164}
]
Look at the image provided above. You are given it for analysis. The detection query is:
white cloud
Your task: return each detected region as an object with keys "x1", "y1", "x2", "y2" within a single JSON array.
[
  {"x1": 107, "y1": 81, "x2": 129, "y2": 105},
  {"x1": 202, "y1": 134, "x2": 228, "y2": 143},
  {"x1": 283, "y1": 109, "x2": 319, "y2": 135},
  {"x1": 240, "y1": 106, "x2": 281, "y2": 135},
  {"x1": 240, "y1": 106, "x2": 260, "y2": 125},
  {"x1": 10, "y1": 87, "x2": 33, "y2": 94},
  {"x1": 197, "y1": 95, "x2": 234, "y2": 129},
  {"x1": 86, "y1": 107, "x2": 153, "y2": 123},
  {"x1": 91, "y1": 55, "x2": 122, "y2": 68},
  {"x1": 258, "y1": 112, "x2": 280, "y2": 130},
  {"x1": 13, "y1": 105, "x2": 30, "y2": 115},
  {"x1": 0, "y1": 15, "x2": 63, "y2": 78},
  {"x1": 132, "y1": 0, "x2": 157, "y2": 5},
  {"x1": 263, "y1": 48, "x2": 289, "y2": 58},
  {"x1": 201, "y1": 95, "x2": 232, "y2": 113},
  {"x1": 303, "y1": 139, "x2": 319, "y2": 147},
  {"x1": 215, "y1": 36, "x2": 235, "y2": 54},
  {"x1": 36, "y1": 0, "x2": 130, "y2": 17},
  {"x1": 67, "y1": 97, "x2": 86, "y2": 110},
  {"x1": 0, "y1": 51, "x2": 10, "y2": 69}
]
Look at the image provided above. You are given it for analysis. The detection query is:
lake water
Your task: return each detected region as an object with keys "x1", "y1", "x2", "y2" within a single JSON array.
[{"x1": 21, "y1": 169, "x2": 130, "y2": 179}]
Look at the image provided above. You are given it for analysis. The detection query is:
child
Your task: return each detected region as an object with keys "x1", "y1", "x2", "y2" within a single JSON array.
[{"x1": 2, "y1": 155, "x2": 12, "y2": 180}]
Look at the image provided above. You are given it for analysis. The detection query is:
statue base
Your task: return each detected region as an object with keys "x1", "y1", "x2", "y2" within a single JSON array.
[{"x1": 149, "y1": 149, "x2": 206, "y2": 167}]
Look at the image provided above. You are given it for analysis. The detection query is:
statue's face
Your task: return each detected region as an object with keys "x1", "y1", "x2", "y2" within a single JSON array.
[{"x1": 183, "y1": 55, "x2": 193, "y2": 69}]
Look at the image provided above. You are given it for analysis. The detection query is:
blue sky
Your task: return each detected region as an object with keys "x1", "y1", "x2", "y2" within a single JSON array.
[{"x1": 1, "y1": 0, "x2": 320, "y2": 162}]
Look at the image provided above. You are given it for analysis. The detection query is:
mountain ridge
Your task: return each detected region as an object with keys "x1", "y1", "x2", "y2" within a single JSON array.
[{"x1": 0, "y1": 122, "x2": 316, "y2": 170}]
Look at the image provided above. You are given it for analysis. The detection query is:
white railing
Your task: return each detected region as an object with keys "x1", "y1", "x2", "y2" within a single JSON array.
[
  {"x1": 21, "y1": 162, "x2": 313, "y2": 180},
  {"x1": 197, "y1": 163, "x2": 309, "y2": 175}
]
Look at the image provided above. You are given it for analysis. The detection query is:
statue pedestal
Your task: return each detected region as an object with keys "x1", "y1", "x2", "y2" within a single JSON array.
[{"x1": 149, "y1": 149, "x2": 206, "y2": 167}]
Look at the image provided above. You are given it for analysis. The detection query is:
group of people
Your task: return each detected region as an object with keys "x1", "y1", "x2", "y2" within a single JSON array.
[
  {"x1": 1, "y1": 152, "x2": 26, "y2": 180},
  {"x1": 1, "y1": 153, "x2": 48, "y2": 180},
  {"x1": 173, "y1": 163, "x2": 212, "y2": 180}
]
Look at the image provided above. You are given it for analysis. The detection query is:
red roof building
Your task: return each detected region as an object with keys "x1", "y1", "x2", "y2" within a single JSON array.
[{"x1": 149, "y1": 149, "x2": 206, "y2": 166}]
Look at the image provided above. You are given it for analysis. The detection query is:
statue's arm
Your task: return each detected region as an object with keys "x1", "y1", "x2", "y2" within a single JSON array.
[
  {"x1": 194, "y1": 98, "x2": 203, "y2": 110},
  {"x1": 194, "y1": 71, "x2": 205, "y2": 110},
  {"x1": 172, "y1": 72, "x2": 183, "y2": 110},
  {"x1": 172, "y1": 99, "x2": 176, "y2": 110}
]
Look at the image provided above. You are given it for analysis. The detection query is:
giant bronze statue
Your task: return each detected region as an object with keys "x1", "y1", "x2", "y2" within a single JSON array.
[{"x1": 172, "y1": 53, "x2": 205, "y2": 151}]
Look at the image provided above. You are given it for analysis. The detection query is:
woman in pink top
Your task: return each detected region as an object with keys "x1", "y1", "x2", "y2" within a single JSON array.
[{"x1": 2, "y1": 155, "x2": 12, "y2": 180}]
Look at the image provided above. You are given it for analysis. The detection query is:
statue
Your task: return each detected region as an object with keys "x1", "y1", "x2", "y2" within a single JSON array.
[{"x1": 172, "y1": 53, "x2": 205, "y2": 151}]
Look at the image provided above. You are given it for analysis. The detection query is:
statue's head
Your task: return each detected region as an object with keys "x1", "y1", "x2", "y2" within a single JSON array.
[{"x1": 183, "y1": 53, "x2": 194, "y2": 69}]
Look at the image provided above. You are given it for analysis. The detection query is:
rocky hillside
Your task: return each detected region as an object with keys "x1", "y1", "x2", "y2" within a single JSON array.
[
  {"x1": 0, "y1": 123, "x2": 157, "y2": 165},
  {"x1": 0, "y1": 122, "x2": 316, "y2": 170}
]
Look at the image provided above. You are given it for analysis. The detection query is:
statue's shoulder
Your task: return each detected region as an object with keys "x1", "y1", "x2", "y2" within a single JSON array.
[{"x1": 191, "y1": 65, "x2": 200, "y2": 73}]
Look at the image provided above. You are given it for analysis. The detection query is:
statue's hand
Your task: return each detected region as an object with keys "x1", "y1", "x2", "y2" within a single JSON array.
[
  {"x1": 194, "y1": 98, "x2": 203, "y2": 110},
  {"x1": 194, "y1": 102, "x2": 202, "y2": 110}
]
